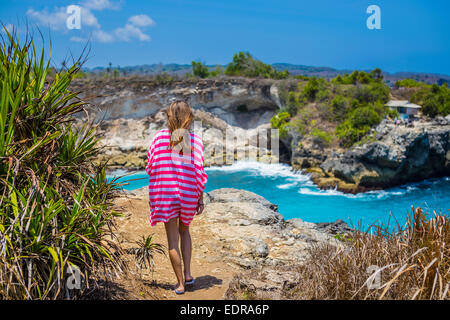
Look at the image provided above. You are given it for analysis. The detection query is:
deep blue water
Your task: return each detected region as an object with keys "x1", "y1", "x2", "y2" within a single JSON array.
[{"x1": 108, "y1": 161, "x2": 449, "y2": 228}]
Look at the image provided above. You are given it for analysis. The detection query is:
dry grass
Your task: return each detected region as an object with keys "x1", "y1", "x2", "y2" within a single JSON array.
[
  {"x1": 286, "y1": 206, "x2": 449, "y2": 300},
  {"x1": 225, "y1": 206, "x2": 449, "y2": 300}
]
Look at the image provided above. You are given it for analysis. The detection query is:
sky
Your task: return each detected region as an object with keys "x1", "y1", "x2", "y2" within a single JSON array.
[{"x1": 0, "y1": 0, "x2": 449, "y2": 74}]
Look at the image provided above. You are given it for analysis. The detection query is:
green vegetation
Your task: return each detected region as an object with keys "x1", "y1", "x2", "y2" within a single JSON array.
[
  {"x1": 395, "y1": 79, "x2": 450, "y2": 117},
  {"x1": 192, "y1": 61, "x2": 210, "y2": 78},
  {"x1": 413, "y1": 84, "x2": 450, "y2": 117},
  {"x1": 126, "y1": 234, "x2": 166, "y2": 275},
  {"x1": 394, "y1": 79, "x2": 424, "y2": 88},
  {"x1": 271, "y1": 69, "x2": 392, "y2": 147},
  {"x1": 0, "y1": 28, "x2": 126, "y2": 299},
  {"x1": 270, "y1": 112, "x2": 291, "y2": 138},
  {"x1": 225, "y1": 52, "x2": 289, "y2": 79},
  {"x1": 310, "y1": 128, "x2": 333, "y2": 146}
]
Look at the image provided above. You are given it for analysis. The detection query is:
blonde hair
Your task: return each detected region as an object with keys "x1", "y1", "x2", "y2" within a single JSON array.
[{"x1": 167, "y1": 100, "x2": 194, "y2": 150}]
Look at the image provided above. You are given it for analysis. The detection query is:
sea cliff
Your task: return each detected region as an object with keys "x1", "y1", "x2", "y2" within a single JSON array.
[{"x1": 72, "y1": 77, "x2": 450, "y2": 193}]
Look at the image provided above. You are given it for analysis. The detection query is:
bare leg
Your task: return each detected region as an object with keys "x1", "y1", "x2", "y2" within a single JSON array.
[
  {"x1": 164, "y1": 218, "x2": 184, "y2": 292},
  {"x1": 179, "y1": 222, "x2": 193, "y2": 281}
]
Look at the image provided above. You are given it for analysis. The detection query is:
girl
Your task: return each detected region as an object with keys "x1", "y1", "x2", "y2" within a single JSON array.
[{"x1": 145, "y1": 100, "x2": 208, "y2": 294}]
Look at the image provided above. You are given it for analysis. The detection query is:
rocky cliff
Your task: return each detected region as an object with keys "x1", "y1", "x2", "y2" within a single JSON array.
[
  {"x1": 114, "y1": 187, "x2": 343, "y2": 299},
  {"x1": 73, "y1": 77, "x2": 450, "y2": 192},
  {"x1": 293, "y1": 118, "x2": 450, "y2": 193},
  {"x1": 72, "y1": 77, "x2": 281, "y2": 129},
  {"x1": 72, "y1": 77, "x2": 282, "y2": 169}
]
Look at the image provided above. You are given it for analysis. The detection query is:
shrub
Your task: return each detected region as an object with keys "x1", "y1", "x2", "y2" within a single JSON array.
[
  {"x1": 303, "y1": 77, "x2": 320, "y2": 101},
  {"x1": 209, "y1": 65, "x2": 224, "y2": 77},
  {"x1": 336, "y1": 121, "x2": 370, "y2": 148},
  {"x1": 412, "y1": 82, "x2": 450, "y2": 117},
  {"x1": 270, "y1": 112, "x2": 291, "y2": 138},
  {"x1": 225, "y1": 51, "x2": 289, "y2": 79},
  {"x1": 395, "y1": 79, "x2": 423, "y2": 88},
  {"x1": 192, "y1": 61, "x2": 209, "y2": 78},
  {"x1": 331, "y1": 95, "x2": 348, "y2": 121},
  {"x1": 310, "y1": 128, "x2": 332, "y2": 146},
  {"x1": 422, "y1": 96, "x2": 440, "y2": 117},
  {"x1": 286, "y1": 91, "x2": 299, "y2": 116},
  {"x1": 0, "y1": 28, "x2": 125, "y2": 299}
]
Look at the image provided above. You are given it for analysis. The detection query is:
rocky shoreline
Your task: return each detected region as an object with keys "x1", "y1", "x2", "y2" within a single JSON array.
[
  {"x1": 72, "y1": 78, "x2": 450, "y2": 194},
  {"x1": 117, "y1": 187, "x2": 349, "y2": 299},
  {"x1": 293, "y1": 117, "x2": 450, "y2": 193}
]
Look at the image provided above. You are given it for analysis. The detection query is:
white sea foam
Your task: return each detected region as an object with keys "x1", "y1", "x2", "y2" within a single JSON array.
[
  {"x1": 298, "y1": 187, "x2": 344, "y2": 196},
  {"x1": 207, "y1": 161, "x2": 314, "y2": 185},
  {"x1": 277, "y1": 182, "x2": 298, "y2": 189}
]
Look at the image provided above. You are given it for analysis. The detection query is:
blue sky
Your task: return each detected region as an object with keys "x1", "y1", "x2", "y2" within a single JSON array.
[{"x1": 1, "y1": 0, "x2": 449, "y2": 74}]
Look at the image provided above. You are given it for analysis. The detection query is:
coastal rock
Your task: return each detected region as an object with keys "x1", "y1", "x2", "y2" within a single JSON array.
[
  {"x1": 195, "y1": 188, "x2": 338, "y2": 270},
  {"x1": 315, "y1": 219, "x2": 353, "y2": 235},
  {"x1": 71, "y1": 77, "x2": 281, "y2": 129},
  {"x1": 290, "y1": 120, "x2": 450, "y2": 193}
]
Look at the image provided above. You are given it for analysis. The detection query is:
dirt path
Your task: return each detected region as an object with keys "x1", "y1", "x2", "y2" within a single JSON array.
[{"x1": 110, "y1": 191, "x2": 239, "y2": 300}]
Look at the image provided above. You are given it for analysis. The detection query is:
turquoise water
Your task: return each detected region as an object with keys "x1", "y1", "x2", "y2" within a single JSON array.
[{"x1": 109, "y1": 161, "x2": 449, "y2": 228}]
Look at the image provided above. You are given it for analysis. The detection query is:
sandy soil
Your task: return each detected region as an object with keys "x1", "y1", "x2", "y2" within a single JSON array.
[{"x1": 108, "y1": 191, "x2": 239, "y2": 300}]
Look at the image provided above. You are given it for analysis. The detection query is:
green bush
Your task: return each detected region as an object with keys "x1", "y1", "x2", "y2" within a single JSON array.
[
  {"x1": 0, "y1": 28, "x2": 125, "y2": 299},
  {"x1": 336, "y1": 121, "x2": 371, "y2": 148},
  {"x1": 311, "y1": 128, "x2": 332, "y2": 146},
  {"x1": 303, "y1": 77, "x2": 320, "y2": 101},
  {"x1": 192, "y1": 61, "x2": 209, "y2": 78},
  {"x1": 411, "y1": 82, "x2": 450, "y2": 117},
  {"x1": 225, "y1": 51, "x2": 289, "y2": 79},
  {"x1": 335, "y1": 106, "x2": 381, "y2": 147},
  {"x1": 270, "y1": 112, "x2": 291, "y2": 138},
  {"x1": 209, "y1": 65, "x2": 224, "y2": 77},
  {"x1": 286, "y1": 91, "x2": 299, "y2": 116},
  {"x1": 395, "y1": 79, "x2": 424, "y2": 88},
  {"x1": 331, "y1": 95, "x2": 348, "y2": 121}
]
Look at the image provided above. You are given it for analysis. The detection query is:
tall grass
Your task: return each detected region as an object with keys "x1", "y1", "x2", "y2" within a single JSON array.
[
  {"x1": 288, "y1": 206, "x2": 449, "y2": 300},
  {"x1": 0, "y1": 27, "x2": 125, "y2": 299}
]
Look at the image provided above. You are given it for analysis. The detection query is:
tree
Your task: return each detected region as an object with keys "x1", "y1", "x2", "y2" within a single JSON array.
[
  {"x1": 370, "y1": 68, "x2": 383, "y2": 81},
  {"x1": 303, "y1": 77, "x2": 320, "y2": 101},
  {"x1": 192, "y1": 61, "x2": 209, "y2": 78}
]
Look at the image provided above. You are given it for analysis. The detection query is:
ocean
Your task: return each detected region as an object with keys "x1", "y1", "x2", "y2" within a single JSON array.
[{"x1": 108, "y1": 161, "x2": 450, "y2": 229}]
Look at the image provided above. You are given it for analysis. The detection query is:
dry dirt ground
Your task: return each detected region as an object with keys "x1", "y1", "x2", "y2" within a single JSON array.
[{"x1": 106, "y1": 191, "x2": 240, "y2": 300}]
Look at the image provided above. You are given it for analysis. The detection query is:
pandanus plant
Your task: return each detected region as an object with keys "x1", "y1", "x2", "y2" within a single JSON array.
[{"x1": 0, "y1": 26, "x2": 126, "y2": 299}]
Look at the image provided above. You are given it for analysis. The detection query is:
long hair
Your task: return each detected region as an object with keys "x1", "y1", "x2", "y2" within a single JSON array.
[{"x1": 167, "y1": 100, "x2": 194, "y2": 150}]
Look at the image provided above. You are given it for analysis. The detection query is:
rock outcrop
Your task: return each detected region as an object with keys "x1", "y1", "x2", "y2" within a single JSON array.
[
  {"x1": 72, "y1": 77, "x2": 281, "y2": 169},
  {"x1": 301, "y1": 119, "x2": 450, "y2": 193},
  {"x1": 199, "y1": 188, "x2": 339, "y2": 269},
  {"x1": 73, "y1": 77, "x2": 450, "y2": 193},
  {"x1": 71, "y1": 77, "x2": 281, "y2": 129}
]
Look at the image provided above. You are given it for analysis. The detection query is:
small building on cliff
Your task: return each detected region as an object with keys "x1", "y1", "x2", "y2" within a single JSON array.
[{"x1": 386, "y1": 100, "x2": 422, "y2": 118}]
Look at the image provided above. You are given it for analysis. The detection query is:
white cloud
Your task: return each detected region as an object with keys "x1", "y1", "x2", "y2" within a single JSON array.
[
  {"x1": 82, "y1": 0, "x2": 121, "y2": 11},
  {"x1": 25, "y1": 3, "x2": 154, "y2": 44},
  {"x1": 128, "y1": 14, "x2": 155, "y2": 27},
  {"x1": 114, "y1": 23, "x2": 151, "y2": 42},
  {"x1": 93, "y1": 29, "x2": 115, "y2": 42},
  {"x1": 81, "y1": 7, "x2": 101, "y2": 28},
  {"x1": 26, "y1": 6, "x2": 100, "y2": 30},
  {"x1": 70, "y1": 29, "x2": 114, "y2": 43},
  {"x1": 26, "y1": 7, "x2": 68, "y2": 31}
]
